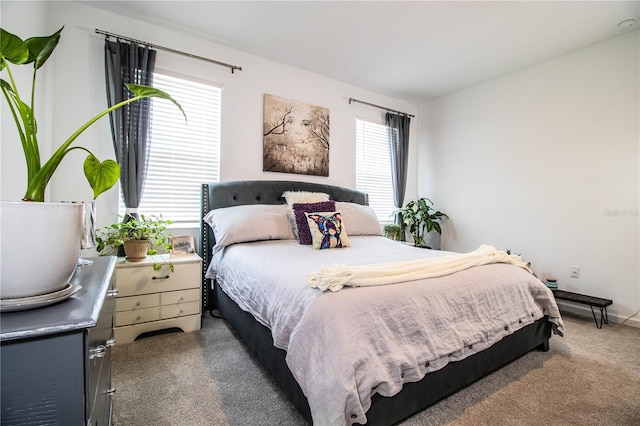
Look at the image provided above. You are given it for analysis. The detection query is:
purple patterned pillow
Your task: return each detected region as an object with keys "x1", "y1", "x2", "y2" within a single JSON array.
[{"x1": 293, "y1": 201, "x2": 336, "y2": 245}]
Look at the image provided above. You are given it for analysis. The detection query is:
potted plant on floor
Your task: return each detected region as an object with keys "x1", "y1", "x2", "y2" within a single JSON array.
[
  {"x1": 394, "y1": 198, "x2": 448, "y2": 249},
  {"x1": 383, "y1": 223, "x2": 403, "y2": 241},
  {"x1": 0, "y1": 26, "x2": 184, "y2": 299},
  {"x1": 96, "y1": 214, "x2": 174, "y2": 271}
]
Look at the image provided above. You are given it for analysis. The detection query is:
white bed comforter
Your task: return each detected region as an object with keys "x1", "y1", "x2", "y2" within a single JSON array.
[{"x1": 207, "y1": 236, "x2": 564, "y2": 426}]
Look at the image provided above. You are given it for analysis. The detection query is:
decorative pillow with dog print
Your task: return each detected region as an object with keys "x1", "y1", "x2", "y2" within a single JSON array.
[
  {"x1": 305, "y1": 211, "x2": 350, "y2": 250},
  {"x1": 293, "y1": 201, "x2": 336, "y2": 245}
]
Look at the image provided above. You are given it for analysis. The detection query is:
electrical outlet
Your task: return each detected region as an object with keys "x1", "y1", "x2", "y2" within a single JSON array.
[{"x1": 570, "y1": 266, "x2": 580, "y2": 278}]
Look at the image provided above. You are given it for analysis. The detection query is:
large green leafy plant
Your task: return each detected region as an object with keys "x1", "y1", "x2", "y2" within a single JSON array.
[
  {"x1": 394, "y1": 198, "x2": 447, "y2": 248},
  {"x1": 0, "y1": 26, "x2": 184, "y2": 201}
]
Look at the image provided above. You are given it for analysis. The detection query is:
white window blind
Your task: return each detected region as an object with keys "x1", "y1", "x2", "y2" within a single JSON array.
[
  {"x1": 136, "y1": 71, "x2": 221, "y2": 223},
  {"x1": 355, "y1": 118, "x2": 396, "y2": 223}
]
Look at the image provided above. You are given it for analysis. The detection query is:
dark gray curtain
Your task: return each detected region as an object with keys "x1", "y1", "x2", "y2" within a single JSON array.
[
  {"x1": 385, "y1": 112, "x2": 411, "y2": 226},
  {"x1": 104, "y1": 39, "x2": 156, "y2": 220}
]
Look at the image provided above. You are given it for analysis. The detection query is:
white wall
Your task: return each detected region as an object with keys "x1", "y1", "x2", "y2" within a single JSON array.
[
  {"x1": 419, "y1": 32, "x2": 640, "y2": 325},
  {"x1": 1, "y1": 1, "x2": 418, "y2": 237}
]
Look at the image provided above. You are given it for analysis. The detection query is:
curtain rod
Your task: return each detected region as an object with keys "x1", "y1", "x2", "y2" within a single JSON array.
[
  {"x1": 348, "y1": 97, "x2": 414, "y2": 118},
  {"x1": 95, "y1": 29, "x2": 243, "y2": 73}
]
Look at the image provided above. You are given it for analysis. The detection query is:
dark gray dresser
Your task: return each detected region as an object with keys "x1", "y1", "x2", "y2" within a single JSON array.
[{"x1": 1, "y1": 256, "x2": 117, "y2": 426}]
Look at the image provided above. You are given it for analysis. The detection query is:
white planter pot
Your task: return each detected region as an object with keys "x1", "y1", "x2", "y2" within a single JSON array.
[
  {"x1": 424, "y1": 231, "x2": 442, "y2": 250},
  {"x1": 0, "y1": 201, "x2": 83, "y2": 299}
]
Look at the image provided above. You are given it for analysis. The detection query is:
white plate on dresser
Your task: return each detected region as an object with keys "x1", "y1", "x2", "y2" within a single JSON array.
[{"x1": 0, "y1": 284, "x2": 82, "y2": 312}]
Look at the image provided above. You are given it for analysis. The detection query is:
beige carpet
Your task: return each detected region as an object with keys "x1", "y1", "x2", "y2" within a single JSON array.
[
  {"x1": 414, "y1": 354, "x2": 640, "y2": 426},
  {"x1": 112, "y1": 312, "x2": 640, "y2": 425}
]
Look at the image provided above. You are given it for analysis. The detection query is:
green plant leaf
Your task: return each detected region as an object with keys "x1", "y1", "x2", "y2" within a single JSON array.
[
  {"x1": 0, "y1": 29, "x2": 29, "y2": 70},
  {"x1": 84, "y1": 155, "x2": 120, "y2": 199},
  {"x1": 2, "y1": 79, "x2": 41, "y2": 180},
  {"x1": 24, "y1": 26, "x2": 63, "y2": 69},
  {"x1": 432, "y1": 222, "x2": 442, "y2": 234},
  {"x1": 126, "y1": 83, "x2": 187, "y2": 121},
  {"x1": 1, "y1": 77, "x2": 14, "y2": 93}
]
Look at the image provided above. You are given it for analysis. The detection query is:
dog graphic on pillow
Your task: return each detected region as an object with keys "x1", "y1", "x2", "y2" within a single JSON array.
[{"x1": 306, "y1": 212, "x2": 347, "y2": 249}]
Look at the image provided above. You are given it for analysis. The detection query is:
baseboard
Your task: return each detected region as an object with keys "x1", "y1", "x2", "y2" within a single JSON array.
[
  {"x1": 625, "y1": 316, "x2": 640, "y2": 328},
  {"x1": 556, "y1": 301, "x2": 640, "y2": 329}
]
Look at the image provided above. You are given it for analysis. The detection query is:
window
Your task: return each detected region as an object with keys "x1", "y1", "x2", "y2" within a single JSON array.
[
  {"x1": 355, "y1": 118, "x2": 395, "y2": 223},
  {"x1": 135, "y1": 71, "x2": 221, "y2": 224}
]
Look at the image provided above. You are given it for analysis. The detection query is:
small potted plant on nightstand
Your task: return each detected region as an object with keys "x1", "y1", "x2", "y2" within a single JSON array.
[
  {"x1": 394, "y1": 198, "x2": 448, "y2": 249},
  {"x1": 96, "y1": 214, "x2": 174, "y2": 271}
]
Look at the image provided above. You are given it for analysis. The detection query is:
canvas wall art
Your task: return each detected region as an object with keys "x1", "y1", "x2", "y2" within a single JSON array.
[{"x1": 263, "y1": 94, "x2": 329, "y2": 176}]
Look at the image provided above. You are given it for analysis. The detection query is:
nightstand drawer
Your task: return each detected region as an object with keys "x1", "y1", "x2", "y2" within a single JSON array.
[
  {"x1": 116, "y1": 261, "x2": 200, "y2": 297},
  {"x1": 161, "y1": 301, "x2": 200, "y2": 320},
  {"x1": 161, "y1": 289, "x2": 200, "y2": 305},
  {"x1": 115, "y1": 307, "x2": 160, "y2": 327},
  {"x1": 116, "y1": 294, "x2": 160, "y2": 312}
]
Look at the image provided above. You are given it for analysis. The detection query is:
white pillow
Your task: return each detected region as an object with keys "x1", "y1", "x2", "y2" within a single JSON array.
[
  {"x1": 335, "y1": 202, "x2": 383, "y2": 236},
  {"x1": 203, "y1": 204, "x2": 295, "y2": 253},
  {"x1": 282, "y1": 191, "x2": 330, "y2": 239},
  {"x1": 282, "y1": 191, "x2": 330, "y2": 205}
]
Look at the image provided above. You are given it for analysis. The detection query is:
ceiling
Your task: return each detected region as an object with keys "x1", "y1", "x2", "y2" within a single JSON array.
[{"x1": 80, "y1": 1, "x2": 639, "y2": 104}]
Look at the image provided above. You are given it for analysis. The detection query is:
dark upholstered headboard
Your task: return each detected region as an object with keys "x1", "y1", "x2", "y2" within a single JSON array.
[{"x1": 199, "y1": 180, "x2": 368, "y2": 311}]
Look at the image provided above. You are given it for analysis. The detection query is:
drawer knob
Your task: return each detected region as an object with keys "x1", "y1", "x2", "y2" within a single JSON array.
[
  {"x1": 135, "y1": 301, "x2": 141, "y2": 307},
  {"x1": 178, "y1": 297, "x2": 184, "y2": 302},
  {"x1": 135, "y1": 315, "x2": 142, "y2": 321},
  {"x1": 152, "y1": 275, "x2": 170, "y2": 281}
]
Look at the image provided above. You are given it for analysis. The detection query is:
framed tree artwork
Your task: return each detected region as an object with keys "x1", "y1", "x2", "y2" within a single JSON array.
[{"x1": 263, "y1": 94, "x2": 329, "y2": 176}]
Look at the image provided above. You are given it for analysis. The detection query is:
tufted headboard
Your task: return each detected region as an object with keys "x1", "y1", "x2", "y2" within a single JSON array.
[{"x1": 199, "y1": 180, "x2": 368, "y2": 311}]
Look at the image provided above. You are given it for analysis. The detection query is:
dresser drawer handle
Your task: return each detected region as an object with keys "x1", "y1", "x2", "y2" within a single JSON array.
[
  {"x1": 107, "y1": 289, "x2": 119, "y2": 297},
  {"x1": 178, "y1": 296, "x2": 184, "y2": 302},
  {"x1": 89, "y1": 345, "x2": 106, "y2": 359},
  {"x1": 152, "y1": 275, "x2": 170, "y2": 280},
  {"x1": 135, "y1": 301, "x2": 141, "y2": 307},
  {"x1": 135, "y1": 315, "x2": 142, "y2": 321}
]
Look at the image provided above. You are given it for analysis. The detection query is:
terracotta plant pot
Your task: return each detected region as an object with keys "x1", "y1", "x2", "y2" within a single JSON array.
[{"x1": 123, "y1": 239, "x2": 149, "y2": 262}]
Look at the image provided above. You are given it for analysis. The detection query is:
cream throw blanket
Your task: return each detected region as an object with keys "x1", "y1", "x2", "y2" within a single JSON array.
[{"x1": 307, "y1": 244, "x2": 532, "y2": 292}]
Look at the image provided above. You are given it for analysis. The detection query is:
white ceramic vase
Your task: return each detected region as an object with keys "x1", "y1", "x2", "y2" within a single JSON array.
[{"x1": 0, "y1": 201, "x2": 83, "y2": 299}]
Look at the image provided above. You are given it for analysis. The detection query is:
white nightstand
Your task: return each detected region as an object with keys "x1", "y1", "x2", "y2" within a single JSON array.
[{"x1": 114, "y1": 253, "x2": 202, "y2": 344}]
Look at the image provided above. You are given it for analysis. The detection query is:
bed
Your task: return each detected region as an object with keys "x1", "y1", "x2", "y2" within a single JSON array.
[{"x1": 199, "y1": 180, "x2": 563, "y2": 426}]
